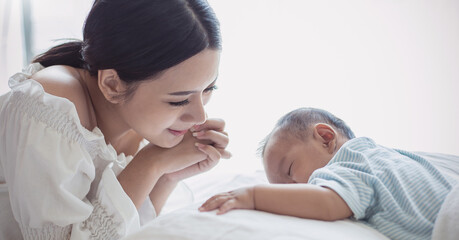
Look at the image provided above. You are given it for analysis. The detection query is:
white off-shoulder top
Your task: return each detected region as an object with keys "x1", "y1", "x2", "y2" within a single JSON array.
[{"x1": 0, "y1": 63, "x2": 155, "y2": 240}]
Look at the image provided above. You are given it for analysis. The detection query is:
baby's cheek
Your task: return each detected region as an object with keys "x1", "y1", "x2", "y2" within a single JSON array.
[{"x1": 291, "y1": 170, "x2": 310, "y2": 183}]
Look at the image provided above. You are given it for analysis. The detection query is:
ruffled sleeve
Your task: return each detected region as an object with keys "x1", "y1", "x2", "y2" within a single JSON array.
[{"x1": 0, "y1": 64, "x2": 141, "y2": 239}]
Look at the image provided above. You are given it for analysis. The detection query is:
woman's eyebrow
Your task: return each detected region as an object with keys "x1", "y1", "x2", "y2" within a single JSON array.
[
  {"x1": 168, "y1": 90, "x2": 197, "y2": 96},
  {"x1": 168, "y1": 78, "x2": 218, "y2": 96}
]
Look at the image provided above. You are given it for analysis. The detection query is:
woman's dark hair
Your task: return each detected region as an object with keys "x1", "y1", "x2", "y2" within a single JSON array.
[
  {"x1": 33, "y1": 0, "x2": 221, "y2": 84},
  {"x1": 258, "y1": 108, "x2": 355, "y2": 157}
]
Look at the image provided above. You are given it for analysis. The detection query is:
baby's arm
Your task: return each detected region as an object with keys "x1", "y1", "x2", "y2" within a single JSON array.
[{"x1": 199, "y1": 184, "x2": 352, "y2": 221}]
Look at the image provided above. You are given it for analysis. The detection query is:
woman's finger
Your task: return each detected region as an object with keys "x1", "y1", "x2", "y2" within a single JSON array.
[
  {"x1": 196, "y1": 143, "x2": 221, "y2": 161},
  {"x1": 193, "y1": 130, "x2": 229, "y2": 148},
  {"x1": 192, "y1": 118, "x2": 225, "y2": 132},
  {"x1": 218, "y1": 148, "x2": 232, "y2": 159}
]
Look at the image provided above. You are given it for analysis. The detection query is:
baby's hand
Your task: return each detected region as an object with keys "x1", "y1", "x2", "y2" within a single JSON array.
[{"x1": 199, "y1": 187, "x2": 255, "y2": 214}]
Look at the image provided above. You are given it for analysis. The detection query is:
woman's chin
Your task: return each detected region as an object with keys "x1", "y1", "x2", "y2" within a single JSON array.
[{"x1": 154, "y1": 135, "x2": 184, "y2": 148}]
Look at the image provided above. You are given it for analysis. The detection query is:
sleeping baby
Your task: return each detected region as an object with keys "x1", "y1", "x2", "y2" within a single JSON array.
[{"x1": 199, "y1": 107, "x2": 457, "y2": 240}]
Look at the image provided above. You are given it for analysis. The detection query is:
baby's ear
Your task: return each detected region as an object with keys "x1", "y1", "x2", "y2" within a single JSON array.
[{"x1": 313, "y1": 123, "x2": 336, "y2": 153}]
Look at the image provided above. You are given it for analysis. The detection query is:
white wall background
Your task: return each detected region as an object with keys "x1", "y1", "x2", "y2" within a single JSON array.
[
  {"x1": 206, "y1": 0, "x2": 459, "y2": 174},
  {"x1": 1, "y1": 0, "x2": 458, "y2": 176}
]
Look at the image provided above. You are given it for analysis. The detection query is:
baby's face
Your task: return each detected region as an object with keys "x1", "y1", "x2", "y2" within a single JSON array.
[{"x1": 263, "y1": 130, "x2": 332, "y2": 184}]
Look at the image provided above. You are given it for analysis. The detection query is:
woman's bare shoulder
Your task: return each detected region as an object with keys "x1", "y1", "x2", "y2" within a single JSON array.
[{"x1": 31, "y1": 65, "x2": 95, "y2": 130}]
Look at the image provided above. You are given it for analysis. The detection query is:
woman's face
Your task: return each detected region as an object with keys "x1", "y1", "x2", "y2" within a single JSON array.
[{"x1": 119, "y1": 49, "x2": 220, "y2": 148}]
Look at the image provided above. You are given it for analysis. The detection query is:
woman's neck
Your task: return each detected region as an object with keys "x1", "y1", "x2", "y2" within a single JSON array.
[{"x1": 78, "y1": 70, "x2": 131, "y2": 147}]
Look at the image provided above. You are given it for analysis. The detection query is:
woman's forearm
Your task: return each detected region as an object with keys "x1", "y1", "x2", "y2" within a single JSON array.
[
  {"x1": 253, "y1": 184, "x2": 352, "y2": 221},
  {"x1": 117, "y1": 151, "x2": 165, "y2": 209},
  {"x1": 149, "y1": 175, "x2": 178, "y2": 215}
]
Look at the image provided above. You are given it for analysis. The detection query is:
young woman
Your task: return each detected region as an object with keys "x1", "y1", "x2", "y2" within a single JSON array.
[{"x1": 0, "y1": 0, "x2": 230, "y2": 239}]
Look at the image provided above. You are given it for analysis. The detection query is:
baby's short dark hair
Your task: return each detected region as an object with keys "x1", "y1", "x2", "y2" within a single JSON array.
[{"x1": 258, "y1": 107, "x2": 355, "y2": 157}]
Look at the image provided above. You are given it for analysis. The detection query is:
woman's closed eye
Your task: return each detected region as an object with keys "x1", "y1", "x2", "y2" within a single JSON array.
[
  {"x1": 169, "y1": 99, "x2": 190, "y2": 106},
  {"x1": 204, "y1": 85, "x2": 218, "y2": 93},
  {"x1": 168, "y1": 85, "x2": 217, "y2": 107}
]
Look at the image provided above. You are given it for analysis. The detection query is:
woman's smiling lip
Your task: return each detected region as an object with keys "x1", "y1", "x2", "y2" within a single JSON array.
[{"x1": 168, "y1": 128, "x2": 189, "y2": 136}]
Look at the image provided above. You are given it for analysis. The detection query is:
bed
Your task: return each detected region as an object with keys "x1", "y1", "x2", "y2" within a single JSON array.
[{"x1": 123, "y1": 152, "x2": 459, "y2": 240}]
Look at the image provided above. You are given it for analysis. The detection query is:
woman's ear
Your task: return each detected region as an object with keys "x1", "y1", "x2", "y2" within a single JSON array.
[
  {"x1": 98, "y1": 69, "x2": 127, "y2": 104},
  {"x1": 313, "y1": 123, "x2": 337, "y2": 154}
]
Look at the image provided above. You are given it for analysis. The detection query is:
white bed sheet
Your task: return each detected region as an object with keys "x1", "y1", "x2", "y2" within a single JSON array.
[
  {"x1": 125, "y1": 203, "x2": 388, "y2": 240},
  {"x1": 123, "y1": 151, "x2": 459, "y2": 240}
]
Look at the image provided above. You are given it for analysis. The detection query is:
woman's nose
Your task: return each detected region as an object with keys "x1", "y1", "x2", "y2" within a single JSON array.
[
  {"x1": 180, "y1": 98, "x2": 207, "y2": 124},
  {"x1": 194, "y1": 105, "x2": 207, "y2": 125}
]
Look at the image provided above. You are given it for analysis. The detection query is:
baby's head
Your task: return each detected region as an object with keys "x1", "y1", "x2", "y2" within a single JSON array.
[{"x1": 259, "y1": 108, "x2": 355, "y2": 183}]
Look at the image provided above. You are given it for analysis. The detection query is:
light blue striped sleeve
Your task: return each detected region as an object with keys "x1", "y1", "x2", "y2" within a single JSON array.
[
  {"x1": 309, "y1": 166, "x2": 374, "y2": 219},
  {"x1": 308, "y1": 141, "x2": 378, "y2": 220}
]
